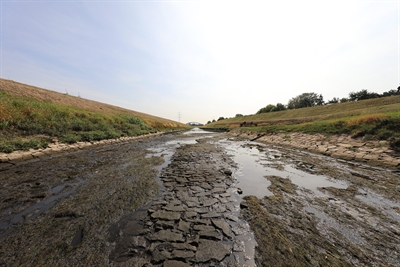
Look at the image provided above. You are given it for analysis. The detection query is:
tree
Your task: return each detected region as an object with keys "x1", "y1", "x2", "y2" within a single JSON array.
[
  {"x1": 271, "y1": 103, "x2": 286, "y2": 112},
  {"x1": 256, "y1": 104, "x2": 276, "y2": 114},
  {"x1": 235, "y1": 114, "x2": 243, "y2": 117},
  {"x1": 287, "y1": 93, "x2": 324, "y2": 109},
  {"x1": 217, "y1": 117, "x2": 225, "y2": 121},
  {"x1": 349, "y1": 89, "x2": 379, "y2": 101},
  {"x1": 212, "y1": 119, "x2": 216, "y2": 123},
  {"x1": 382, "y1": 89, "x2": 400, "y2": 97},
  {"x1": 207, "y1": 121, "x2": 211, "y2": 124},
  {"x1": 327, "y1": 97, "x2": 339, "y2": 104}
]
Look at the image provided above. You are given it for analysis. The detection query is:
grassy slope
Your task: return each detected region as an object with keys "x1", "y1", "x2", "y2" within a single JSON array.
[
  {"x1": 204, "y1": 96, "x2": 400, "y2": 151},
  {"x1": 0, "y1": 79, "x2": 189, "y2": 152}
]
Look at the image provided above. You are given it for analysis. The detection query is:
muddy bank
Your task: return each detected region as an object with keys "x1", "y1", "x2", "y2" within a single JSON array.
[
  {"x1": 230, "y1": 130, "x2": 400, "y2": 168},
  {"x1": 1, "y1": 129, "x2": 399, "y2": 266},
  {"x1": 0, "y1": 133, "x2": 181, "y2": 266},
  {"x1": 225, "y1": 136, "x2": 400, "y2": 266},
  {"x1": 0, "y1": 132, "x2": 167, "y2": 163}
]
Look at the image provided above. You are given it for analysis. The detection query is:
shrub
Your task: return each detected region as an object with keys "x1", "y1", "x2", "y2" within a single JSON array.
[{"x1": 389, "y1": 138, "x2": 400, "y2": 152}]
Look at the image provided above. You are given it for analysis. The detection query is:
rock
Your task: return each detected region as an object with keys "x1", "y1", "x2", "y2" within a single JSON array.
[
  {"x1": 171, "y1": 243, "x2": 197, "y2": 251},
  {"x1": 151, "y1": 211, "x2": 181, "y2": 221},
  {"x1": 223, "y1": 169, "x2": 232, "y2": 176},
  {"x1": 201, "y1": 212, "x2": 220, "y2": 218},
  {"x1": 239, "y1": 201, "x2": 248, "y2": 209},
  {"x1": 171, "y1": 249, "x2": 195, "y2": 259},
  {"x1": 195, "y1": 239, "x2": 231, "y2": 262},
  {"x1": 148, "y1": 230, "x2": 185, "y2": 242},
  {"x1": 198, "y1": 230, "x2": 221, "y2": 240},
  {"x1": 152, "y1": 249, "x2": 171, "y2": 262},
  {"x1": 163, "y1": 260, "x2": 191, "y2": 267},
  {"x1": 155, "y1": 220, "x2": 175, "y2": 229},
  {"x1": 224, "y1": 214, "x2": 239, "y2": 222},
  {"x1": 184, "y1": 211, "x2": 197, "y2": 218},
  {"x1": 202, "y1": 198, "x2": 219, "y2": 207},
  {"x1": 163, "y1": 204, "x2": 186, "y2": 212},
  {"x1": 193, "y1": 225, "x2": 216, "y2": 232},
  {"x1": 178, "y1": 220, "x2": 191, "y2": 233},
  {"x1": 211, "y1": 219, "x2": 231, "y2": 237}
]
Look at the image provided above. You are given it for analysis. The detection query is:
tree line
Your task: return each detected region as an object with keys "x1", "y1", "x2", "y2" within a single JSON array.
[
  {"x1": 256, "y1": 86, "x2": 400, "y2": 114},
  {"x1": 206, "y1": 86, "x2": 399, "y2": 123}
]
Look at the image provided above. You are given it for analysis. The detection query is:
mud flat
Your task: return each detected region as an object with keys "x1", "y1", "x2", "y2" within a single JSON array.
[
  {"x1": 230, "y1": 130, "x2": 400, "y2": 168},
  {"x1": 1, "y1": 129, "x2": 399, "y2": 266},
  {"x1": 108, "y1": 138, "x2": 256, "y2": 266},
  {"x1": 0, "y1": 133, "x2": 178, "y2": 266},
  {"x1": 222, "y1": 136, "x2": 400, "y2": 267}
]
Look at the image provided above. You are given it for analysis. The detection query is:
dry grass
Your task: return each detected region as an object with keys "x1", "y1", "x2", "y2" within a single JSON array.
[{"x1": 0, "y1": 78, "x2": 184, "y2": 128}]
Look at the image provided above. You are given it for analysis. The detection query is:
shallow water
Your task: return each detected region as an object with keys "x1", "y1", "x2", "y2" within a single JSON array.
[{"x1": 219, "y1": 139, "x2": 348, "y2": 198}]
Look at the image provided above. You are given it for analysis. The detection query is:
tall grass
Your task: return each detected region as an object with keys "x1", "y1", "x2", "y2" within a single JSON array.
[{"x1": 0, "y1": 91, "x2": 171, "y2": 152}]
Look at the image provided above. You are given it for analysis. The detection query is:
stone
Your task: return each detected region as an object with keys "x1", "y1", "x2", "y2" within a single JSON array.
[
  {"x1": 193, "y1": 225, "x2": 216, "y2": 232},
  {"x1": 171, "y1": 249, "x2": 195, "y2": 259},
  {"x1": 178, "y1": 220, "x2": 191, "y2": 233},
  {"x1": 195, "y1": 239, "x2": 231, "y2": 262},
  {"x1": 171, "y1": 242, "x2": 197, "y2": 251},
  {"x1": 184, "y1": 211, "x2": 197, "y2": 218},
  {"x1": 155, "y1": 220, "x2": 175, "y2": 229},
  {"x1": 148, "y1": 230, "x2": 184, "y2": 242},
  {"x1": 201, "y1": 212, "x2": 220, "y2": 218},
  {"x1": 211, "y1": 219, "x2": 231, "y2": 237},
  {"x1": 224, "y1": 214, "x2": 239, "y2": 222},
  {"x1": 202, "y1": 198, "x2": 219, "y2": 207},
  {"x1": 163, "y1": 204, "x2": 186, "y2": 212},
  {"x1": 198, "y1": 230, "x2": 221, "y2": 240},
  {"x1": 151, "y1": 211, "x2": 181, "y2": 221},
  {"x1": 153, "y1": 249, "x2": 171, "y2": 262},
  {"x1": 163, "y1": 260, "x2": 191, "y2": 267}
]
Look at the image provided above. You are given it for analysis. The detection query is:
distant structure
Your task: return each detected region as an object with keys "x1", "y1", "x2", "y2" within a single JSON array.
[{"x1": 186, "y1": 122, "x2": 204, "y2": 126}]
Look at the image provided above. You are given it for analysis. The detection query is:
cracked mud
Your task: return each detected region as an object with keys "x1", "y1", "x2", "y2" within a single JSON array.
[{"x1": 0, "y1": 129, "x2": 399, "y2": 267}]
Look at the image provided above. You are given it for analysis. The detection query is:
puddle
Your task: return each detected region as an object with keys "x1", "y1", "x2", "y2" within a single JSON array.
[
  {"x1": 183, "y1": 127, "x2": 215, "y2": 135},
  {"x1": 356, "y1": 189, "x2": 400, "y2": 221},
  {"x1": 220, "y1": 139, "x2": 348, "y2": 198}
]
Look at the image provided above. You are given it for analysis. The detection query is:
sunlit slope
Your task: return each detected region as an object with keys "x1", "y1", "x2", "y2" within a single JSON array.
[
  {"x1": 0, "y1": 79, "x2": 185, "y2": 129},
  {"x1": 0, "y1": 79, "x2": 188, "y2": 152},
  {"x1": 207, "y1": 96, "x2": 400, "y2": 128}
]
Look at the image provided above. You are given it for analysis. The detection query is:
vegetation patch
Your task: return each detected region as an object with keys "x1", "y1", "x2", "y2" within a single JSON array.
[{"x1": 0, "y1": 83, "x2": 188, "y2": 153}]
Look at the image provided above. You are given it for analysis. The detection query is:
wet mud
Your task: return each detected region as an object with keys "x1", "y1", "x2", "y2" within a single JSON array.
[
  {"x1": 0, "y1": 129, "x2": 399, "y2": 266},
  {"x1": 227, "y1": 137, "x2": 400, "y2": 267}
]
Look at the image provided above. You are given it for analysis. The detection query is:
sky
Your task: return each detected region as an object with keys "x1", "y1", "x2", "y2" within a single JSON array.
[{"x1": 1, "y1": 0, "x2": 399, "y2": 124}]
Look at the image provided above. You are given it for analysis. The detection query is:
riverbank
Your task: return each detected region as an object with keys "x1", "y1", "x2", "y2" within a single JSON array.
[
  {"x1": 229, "y1": 130, "x2": 400, "y2": 169},
  {"x1": 0, "y1": 132, "x2": 167, "y2": 163}
]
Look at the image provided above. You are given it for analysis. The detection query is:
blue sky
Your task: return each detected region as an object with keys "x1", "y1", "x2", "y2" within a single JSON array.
[{"x1": 1, "y1": 1, "x2": 398, "y2": 124}]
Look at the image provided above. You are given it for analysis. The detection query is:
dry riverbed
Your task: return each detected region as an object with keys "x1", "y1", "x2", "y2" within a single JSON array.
[{"x1": 0, "y1": 129, "x2": 399, "y2": 266}]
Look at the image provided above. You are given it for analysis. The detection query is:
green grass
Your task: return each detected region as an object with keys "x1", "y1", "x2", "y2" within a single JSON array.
[
  {"x1": 204, "y1": 96, "x2": 400, "y2": 152},
  {"x1": 0, "y1": 91, "x2": 187, "y2": 153}
]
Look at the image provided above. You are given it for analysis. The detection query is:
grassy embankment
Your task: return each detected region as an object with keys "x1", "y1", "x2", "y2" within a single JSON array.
[
  {"x1": 204, "y1": 96, "x2": 400, "y2": 152},
  {"x1": 0, "y1": 79, "x2": 189, "y2": 153}
]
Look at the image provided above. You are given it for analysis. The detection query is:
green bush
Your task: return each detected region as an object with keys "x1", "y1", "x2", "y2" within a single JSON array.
[
  {"x1": 389, "y1": 138, "x2": 400, "y2": 152},
  {"x1": 60, "y1": 133, "x2": 81, "y2": 144}
]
